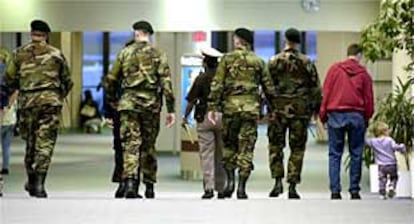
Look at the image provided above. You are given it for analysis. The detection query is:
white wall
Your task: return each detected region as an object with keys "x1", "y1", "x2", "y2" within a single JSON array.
[{"x1": 0, "y1": 0, "x2": 379, "y2": 32}]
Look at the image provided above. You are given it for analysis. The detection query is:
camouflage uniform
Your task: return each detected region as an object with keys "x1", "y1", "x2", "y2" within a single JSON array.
[
  {"x1": 140, "y1": 110, "x2": 160, "y2": 184},
  {"x1": 0, "y1": 48, "x2": 11, "y2": 64},
  {"x1": 4, "y1": 41, "x2": 73, "y2": 175},
  {"x1": 106, "y1": 72, "x2": 161, "y2": 186},
  {"x1": 103, "y1": 41, "x2": 175, "y2": 181},
  {"x1": 208, "y1": 45, "x2": 276, "y2": 178},
  {"x1": 268, "y1": 48, "x2": 321, "y2": 184}
]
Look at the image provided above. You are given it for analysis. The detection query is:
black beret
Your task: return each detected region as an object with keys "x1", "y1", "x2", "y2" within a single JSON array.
[
  {"x1": 132, "y1": 20, "x2": 154, "y2": 35},
  {"x1": 30, "y1": 20, "x2": 51, "y2": 33},
  {"x1": 285, "y1": 28, "x2": 301, "y2": 44},
  {"x1": 234, "y1": 28, "x2": 253, "y2": 45}
]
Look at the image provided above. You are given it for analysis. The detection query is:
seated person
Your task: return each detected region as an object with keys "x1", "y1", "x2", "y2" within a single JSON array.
[{"x1": 80, "y1": 90, "x2": 102, "y2": 133}]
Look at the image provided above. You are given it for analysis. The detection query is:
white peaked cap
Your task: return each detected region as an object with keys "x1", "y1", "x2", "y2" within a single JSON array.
[{"x1": 200, "y1": 46, "x2": 223, "y2": 58}]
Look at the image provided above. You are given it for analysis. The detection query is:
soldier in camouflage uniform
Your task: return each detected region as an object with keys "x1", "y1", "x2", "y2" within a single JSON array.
[
  {"x1": 100, "y1": 39, "x2": 132, "y2": 198},
  {"x1": 267, "y1": 28, "x2": 321, "y2": 199},
  {"x1": 3, "y1": 20, "x2": 73, "y2": 198},
  {"x1": 208, "y1": 28, "x2": 277, "y2": 199},
  {"x1": 103, "y1": 21, "x2": 175, "y2": 199}
]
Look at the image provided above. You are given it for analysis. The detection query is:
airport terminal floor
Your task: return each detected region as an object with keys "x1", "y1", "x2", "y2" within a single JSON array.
[{"x1": 1, "y1": 126, "x2": 413, "y2": 224}]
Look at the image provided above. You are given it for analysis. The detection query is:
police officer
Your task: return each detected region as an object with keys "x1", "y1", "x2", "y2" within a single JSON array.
[
  {"x1": 103, "y1": 21, "x2": 176, "y2": 199},
  {"x1": 4, "y1": 20, "x2": 73, "y2": 198},
  {"x1": 208, "y1": 28, "x2": 277, "y2": 199},
  {"x1": 267, "y1": 28, "x2": 321, "y2": 199},
  {"x1": 183, "y1": 47, "x2": 226, "y2": 199}
]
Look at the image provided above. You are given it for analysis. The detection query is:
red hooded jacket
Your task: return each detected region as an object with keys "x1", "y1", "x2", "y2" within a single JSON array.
[{"x1": 319, "y1": 58, "x2": 374, "y2": 123}]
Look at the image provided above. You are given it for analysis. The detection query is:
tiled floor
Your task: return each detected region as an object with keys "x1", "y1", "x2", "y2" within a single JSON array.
[{"x1": 1, "y1": 127, "x2": 413, "y2": 224}]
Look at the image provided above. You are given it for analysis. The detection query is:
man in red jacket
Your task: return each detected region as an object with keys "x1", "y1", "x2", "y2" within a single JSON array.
[{"x1": 319, "y1": 43, "x2": 374, "y2": 200}]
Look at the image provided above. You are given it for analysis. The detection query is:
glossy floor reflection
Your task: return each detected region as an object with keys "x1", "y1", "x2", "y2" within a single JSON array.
[{"x1": 1, "y1": 127, "x2": 413, "y2": 224}]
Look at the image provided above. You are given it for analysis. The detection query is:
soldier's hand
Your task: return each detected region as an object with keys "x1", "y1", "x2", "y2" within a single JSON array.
[
  {"x1": 105, "y1": 118, "x2": 114, "y2": 128},
  {"x1": 181, "y1": 117, "x2": 188, "y2": 128},
  {"x1": 268, "y1": 112, "x2": 276, "y2": 122},
  {"x1": 312, "y1": 113, "x2": 319, "y2": 121},
  {"x1": 208, "y1": 111, "x2": 217, "y2": 125},
  {"x1": 109, "y1": 101, "x2": 118, "y2": 109},
  {"x1": 166, "y1": 113, "x2": 176, "y2": 128}
]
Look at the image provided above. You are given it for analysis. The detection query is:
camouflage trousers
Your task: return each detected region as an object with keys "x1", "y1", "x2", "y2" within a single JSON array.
[
  {"x1": 19, "y1": 106, "x2": 60, "y2": 174},
  {"x1": 120, "y1": 110, "x2": 160, "y2": 183},
  {"x1": 268, "y1": 115, "x2": 309, "y2": 184},
  {"x1": 222, "y1": 113, "x2": 258, "y2": 178}
]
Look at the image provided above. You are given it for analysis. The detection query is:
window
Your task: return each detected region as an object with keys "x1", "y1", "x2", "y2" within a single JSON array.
[
  {"x1": 279, "y1": 30, "x2": 318, "y2": 61},
  {"x1": 254, "y1": 31, "x2": 276, "y2": 61},
  {"x1": 82, "y1": 32, "x2": 104, "y2": 111},
  {"x1": 306, "y1": 31, "x2": 318, "y2": 61},
  {"x1": 109, "y1": 32, "x2": 134, "y2": 63}
]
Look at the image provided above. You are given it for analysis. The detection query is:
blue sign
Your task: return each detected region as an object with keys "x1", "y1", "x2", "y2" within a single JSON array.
[{"x1": 181, "y1": 65, "x2": 202, "y2": 127}]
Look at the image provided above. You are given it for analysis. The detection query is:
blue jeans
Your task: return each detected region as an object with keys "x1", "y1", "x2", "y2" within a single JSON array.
[
  {"x1": 327, "y1": 112, "x2": 365, "y2": 193},
  {"x1": 1, "y1": 125, "x2": 14, "y2": 170}
]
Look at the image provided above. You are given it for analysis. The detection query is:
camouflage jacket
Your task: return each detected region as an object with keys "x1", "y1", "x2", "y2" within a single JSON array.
[
  {"x1": 4, "y1": 41, "x2": 73, "y2": 109},
  {"x1": 208, "y1": 46, "x2": 276, "y2": 116},
  {"x1": 103, "y1": 41, "x2": 175, "y2": 113},
  {"x1": 0, "y1": 48, "x2": 11, "y2": 64},
  {"x1": 268, "y1": 48, "x2": 321, "y2": 118}
]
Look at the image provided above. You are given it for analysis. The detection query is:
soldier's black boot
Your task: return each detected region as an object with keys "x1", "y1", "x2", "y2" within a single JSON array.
[
  {"x1": 223, "y1": 169, "x2": 235, "y2": 198},
  {"x1": 144, "y1": 182, "x2": 155, "y2": 199},
  {"x1": 114, "y1": 182, "x2": 126, "y2": 198},
  {"x1": 0, "y1": 175, "x2": 4, "y2": 197},
  {"x1": 236, "y1": 176, "x2": 249, "y2": 200},
  {"x1": 124, "y1": 178, "x2": 142, "y2": 199},
  {"x1": 269, "y1": 178, "x2": 283, "y2": 198},
  {"x1": 217, "y1": 191, "x2": 226, "y2": 199},
  {"x1": 288, "y1": 183, "x2": 300, "y2": 199},
  {"x1": 201, "y1": 189, "x2": 214, "y2": 199},
  {"x1": 24, "y1": 172, "x2": 36, "y2": 197},
  {"x1": 33, "y1": 173, "x2": 48, "y2": 198}
]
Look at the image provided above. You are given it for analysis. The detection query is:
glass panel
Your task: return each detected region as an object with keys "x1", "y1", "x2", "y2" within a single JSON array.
[
  {"x1": 306, "y1": 31, "x2": 318, "y2": 61},
  {"x1": 82, "y1": 32, "x2": 104, "y2": 111},
  {"x1": 109, "y1": 31, "x2": 134, "y2": 63},
  {"x1": 254, "y1": 31, "x2": 275, "y2": 61}
]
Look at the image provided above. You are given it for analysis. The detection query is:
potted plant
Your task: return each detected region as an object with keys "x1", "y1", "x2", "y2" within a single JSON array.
[{"x1": 360, "y1": 0, "x2": 413, "y2": 197}]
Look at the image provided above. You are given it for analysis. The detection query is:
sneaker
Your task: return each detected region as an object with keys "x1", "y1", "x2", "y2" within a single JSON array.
[
  {"x1": 350, "y1": 192, "x2": 361, "y2": 200},
  {"x1": 379, "y1": 189, "x2": 386, "y2": 200},
  {"x1": 387, "y1": 189, "x2": 396, "y2": 199},
  {"x1": 0, "y1": 169, "x2": 9, "y2": 175},
  {"x1": 331, "y1": 192, "x2": 342, "y2": 200}
]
